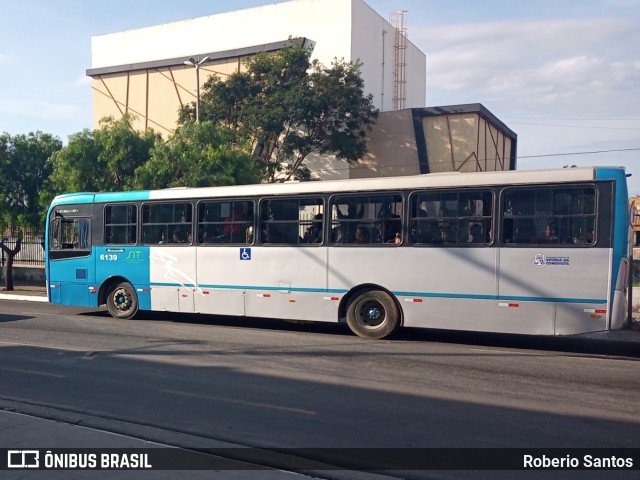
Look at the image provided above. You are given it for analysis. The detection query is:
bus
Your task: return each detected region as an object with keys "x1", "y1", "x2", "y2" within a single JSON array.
[{"x1": 45, "y1": 166, "x2": 630, "y2": 339}]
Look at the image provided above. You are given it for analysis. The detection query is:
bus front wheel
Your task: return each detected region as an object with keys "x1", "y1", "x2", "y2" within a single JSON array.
[
  {"x1": 346, "y1": 289, "x2": 400, "y2": 339},
  {"x1": 106, "y1": 281, "x2": 139, "y2": 319}
]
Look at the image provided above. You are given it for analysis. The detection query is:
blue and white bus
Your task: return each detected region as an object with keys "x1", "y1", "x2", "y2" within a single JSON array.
[{"x1": 45, "y1": 166, "x2": 630, "y2": 339}]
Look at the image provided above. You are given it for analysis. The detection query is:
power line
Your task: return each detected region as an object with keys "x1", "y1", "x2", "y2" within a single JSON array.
[
  {"x1": 517, "y1": 147, "x2": 640, "y2": 159},
  {"x1": 508, "y1": 121, "x2": 639, "y2": 130}
]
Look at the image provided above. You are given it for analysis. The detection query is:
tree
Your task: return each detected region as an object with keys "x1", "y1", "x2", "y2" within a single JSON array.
[
  {"x1": 43, "y1": 115, "x2": 159, "y2": 204},
  {"x1": 132, "y1": 120, "x2": 260, "y2": 189},
  {"x1": 180, "y1": 40, "x2": 379, "y2": 182},
  {"x1": 282, "y1": 57, "x2": 379, "y2": 180},
  {"x1": 0, "y1": 131, "x2": 62, "y2": 290}
]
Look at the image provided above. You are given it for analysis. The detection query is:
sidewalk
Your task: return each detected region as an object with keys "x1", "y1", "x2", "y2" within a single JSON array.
[
  {"x1": 0, "y1": 284, "x2": 48, "y2": 302},
  {"x1": 0, "y1": 410, "x2": 329, "y2": 479}
]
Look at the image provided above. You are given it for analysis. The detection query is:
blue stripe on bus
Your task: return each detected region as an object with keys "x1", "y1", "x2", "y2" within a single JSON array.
[
  {"x1": 149, "y1": 282, "x2": 606, "y2": 305},
  {"x1": 393, "y1": 291, "x2": 606, "y2": 304},
  {"x1": 94, "y1": 191, "x2": 151, "y2": 202}
]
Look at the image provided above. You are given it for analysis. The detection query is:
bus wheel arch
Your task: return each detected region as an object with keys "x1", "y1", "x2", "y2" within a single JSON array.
[
  {"x1": 341, "y1": 284, "x2": 403, "y2": 339},
  {"x1": 101, "y1": 277, "x2": 139, "y2": 320}
]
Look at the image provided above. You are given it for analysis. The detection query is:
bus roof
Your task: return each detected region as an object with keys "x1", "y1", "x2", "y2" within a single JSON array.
[{"x1": 51, "y1": 166, "x2": 626, "y2": 205}]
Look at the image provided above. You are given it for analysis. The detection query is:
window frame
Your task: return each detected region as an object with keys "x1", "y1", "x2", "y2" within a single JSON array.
[
  {"x1": 258, "y1": 196, "x2": 325, "y2": 246},
  {"x1": 329, "y1": 192, "x2": 404, "y2": 246},
  {"x1": 500, "y1": 185, "x2": 598, "y2": 247},
  {"x1": 408, "y1": 189, "x2": 494, "y2": 247},
  {"x1": 104, "y1": 203, "x2": 138, "y2": 246},
  {"x1": 196, "y1": 198, "x2": 255, "y2": 246},
  {"x1": 141, "y1": 201, "x2": 193, "y2": 245}
]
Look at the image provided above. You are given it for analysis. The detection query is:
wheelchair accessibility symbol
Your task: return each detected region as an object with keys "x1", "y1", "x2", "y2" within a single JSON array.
[{"x1": 240, "y1": 248, "x2": 252, "y2": 260}]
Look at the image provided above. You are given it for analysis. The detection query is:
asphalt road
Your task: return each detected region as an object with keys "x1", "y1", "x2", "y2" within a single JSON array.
[{"x1": 1, "y1": 299, "x2": 639, "y2": 478}]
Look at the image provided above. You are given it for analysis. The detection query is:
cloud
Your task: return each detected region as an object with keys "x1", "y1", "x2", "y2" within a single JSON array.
[{"x1": 420, "y1": 18, "x2": 640, "y2": 115}]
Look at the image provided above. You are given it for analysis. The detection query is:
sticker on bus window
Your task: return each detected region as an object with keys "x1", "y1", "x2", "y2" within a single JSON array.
[{"x1": 240, "y1": 248, "x2": 252, "y2": 260}]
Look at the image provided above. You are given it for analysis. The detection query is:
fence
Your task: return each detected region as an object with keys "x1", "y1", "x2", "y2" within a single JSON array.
[{"x1": 1, "y1": 228, "x2": 45, "y2": 266}]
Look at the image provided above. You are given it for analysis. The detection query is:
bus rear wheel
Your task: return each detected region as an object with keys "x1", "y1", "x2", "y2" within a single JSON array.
[
  {"x1": 346, "y1": 289, "x2": 400, "y2": 339},
  {"x1": 106, "y1": 281, "x2": 139, "y2": 319}
]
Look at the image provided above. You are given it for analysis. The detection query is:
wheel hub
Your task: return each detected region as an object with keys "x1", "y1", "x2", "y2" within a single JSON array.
[
  {"x1": 114, "y1": 288, "x2": 131, "y2": 311},
  {"x1": 367, "y1": 307, "x2": 382, "y2": 321}
]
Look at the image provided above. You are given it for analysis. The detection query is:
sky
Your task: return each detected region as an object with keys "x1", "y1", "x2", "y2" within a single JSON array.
[{"x1": 1, "y1": 0, "x2": 639, "y2": 195}]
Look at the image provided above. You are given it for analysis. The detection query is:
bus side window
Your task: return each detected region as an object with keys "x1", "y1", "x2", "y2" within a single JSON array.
[
  {"x1": 261, "y1": 197, "x2": 323, "y2": 245},
  {"x1": 198, "y1": 200, "x2": 254, "y2": 245},
  {"x1": 502, "y1": 187, "x2": 596, "y2": 247},
  {"x1": 105, "y1": 204, "x2": 137, "y2": 245}
]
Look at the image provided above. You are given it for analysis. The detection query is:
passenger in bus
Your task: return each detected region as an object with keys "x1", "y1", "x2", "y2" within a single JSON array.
[
  {"x1": 172, "y1": 230, "x2": 184, "y2": 243},
  {"x1": 304, "y1": 213, "x2": 323, "y2": 243},
  {"x1": 354, "y1": 226, "x2": 369, "y2": 244},
  {"x1": 337, "y1": 200, "x2": 364, "y2": 242},
  {"x1": 468, "y1": 224, "x2": 484, "y2": 243},
  {"x1": 332, "y1": 225, "x2": 346, "y2": 243},
  {"x1": 223, "y1": 205, "x2": 249, "y2": 242},
  {"x1": 540, "y1": 223, "x2": 559, "y2": 243},
  {"x1": 417, "y1": 201, "x2": 429, "y2": 217},
  {"x1": 377, "y1": 201, "x2": 401, "y2": 243}
]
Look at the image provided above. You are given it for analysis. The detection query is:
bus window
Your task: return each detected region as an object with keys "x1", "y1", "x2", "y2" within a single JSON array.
[
  {"x1": 260, "y1": 198, "x2": 324, "y2": 245},
  {"x1": 502, "y1": 187, "x2": 596, "y2": 246},
  {"x1": 198, "y1": 200, "x2": 254, "y2": 244},
  {"x1": 410, "y1": 190, "x2": 492, "y2": 246},
  {"x1": 142, "y1": 202, "x2": 192, "y2": 245},
  {"x1": 330, "y1": 194, "x2": 402, "y2": 245},
  {"x1": 50, "y1": 218, "x2": 91, "y2": 251},
  {"x1": 105, "y1": 204, "x2": 137, "y2": 245}
]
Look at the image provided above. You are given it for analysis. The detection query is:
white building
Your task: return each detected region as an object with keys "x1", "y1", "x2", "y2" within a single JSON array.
[{"x1": 88, "y1": 0, "x2": 426, "y2": 136}]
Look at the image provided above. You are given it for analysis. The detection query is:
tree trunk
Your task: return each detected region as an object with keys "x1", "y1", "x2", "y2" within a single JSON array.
[
  {"x1": 1, "y1": 236, "x2": 21, "y2": 292},
  {"x1": 4, "y1": 253, "x2": 14, "y2": 291}
]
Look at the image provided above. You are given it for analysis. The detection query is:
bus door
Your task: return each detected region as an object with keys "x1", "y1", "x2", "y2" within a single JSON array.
[{"x1": 48, "y1": 205, "x2": 94, "y2": 307}]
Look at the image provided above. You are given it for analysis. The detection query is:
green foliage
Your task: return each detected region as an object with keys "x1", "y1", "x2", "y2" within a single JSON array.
[
  {"x1": 132, "y1": 120, "x2": 260, "y2": 190},
  {"x1": 0, "y1": 131, "x2": 62, "y2": 230},
  {"x1": 179, "y1": 39, "x2": 379, "y2": 182},
  {"x1": 43, "y1": 115, "x2": 159, "y2": 203}
]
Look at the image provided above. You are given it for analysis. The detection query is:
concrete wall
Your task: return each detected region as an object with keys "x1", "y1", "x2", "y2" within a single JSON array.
[
  {"x1": 0, "y1": 266, "x2": 45, "y2": 286},
  {"x1": 352, "y1": 109, "x2": 420, "y2": 178}
]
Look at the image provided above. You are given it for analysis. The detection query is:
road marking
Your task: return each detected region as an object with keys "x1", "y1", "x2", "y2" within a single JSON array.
[
  {"x1": 161, "y1": 389, "x2": 316, "y2": 416},
  {"x1": 0, "y1": 366, "x2": 65, "y2": 378}
]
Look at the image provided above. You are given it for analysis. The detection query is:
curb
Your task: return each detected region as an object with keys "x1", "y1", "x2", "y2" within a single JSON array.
[{"x1": 0, "y1": 293, "x2": 48, "y2": 302}]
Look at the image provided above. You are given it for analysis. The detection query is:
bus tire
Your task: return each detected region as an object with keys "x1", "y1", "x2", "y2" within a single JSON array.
[
  {"x1": 106, "y1": 281, "x2": 139, "y2": 320},
  {"x1": 346, "y1": 289, "x2": 400, "y2": 339}
]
